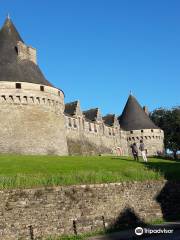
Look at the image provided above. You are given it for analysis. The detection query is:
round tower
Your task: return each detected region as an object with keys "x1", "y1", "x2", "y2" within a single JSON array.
[
  {"x1": 119, "y1": 94, "x2": 164, "y2": 156},
  {"x1": 0, "y1": 17, "x2": 68, "y2": 155}
]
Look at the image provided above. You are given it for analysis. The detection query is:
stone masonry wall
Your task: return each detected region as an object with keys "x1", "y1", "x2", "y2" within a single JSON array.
[
  {"x1": 65, "y1": 115, "x2": 128, "y2": 156},
  {"x1": 0, "y1": 82, "x2": 68, "y2": 155},
  {"x1": 17, "y1": 41, "x2": 37, "y2": 64},
  {"x1": 1, "y1": 181, "x2": 180, "y2": 239},
  {"x1": 126, "y1": 129, "x2": 164, "y2": 156}
]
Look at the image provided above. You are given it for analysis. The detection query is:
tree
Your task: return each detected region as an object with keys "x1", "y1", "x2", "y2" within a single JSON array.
[{"x1": 150, "y1": 107, "x2": 180, "y2": 159}]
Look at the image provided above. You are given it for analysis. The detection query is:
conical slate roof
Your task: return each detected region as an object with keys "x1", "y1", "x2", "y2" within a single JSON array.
[
  {"x1": 119, "y1": 95, "x2": 158, "y2": 131},
  {"x1": 0, "y1": 17, "x2": 53, "y2": 86}
]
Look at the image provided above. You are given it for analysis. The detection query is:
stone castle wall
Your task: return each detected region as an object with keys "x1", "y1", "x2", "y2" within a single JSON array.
[
  {"x1": 0, "y1": 81, "x2": 164, "y2": 156},
  {"x1": 126, "y1": 129, "x2": 164, "y2": 156},
  {"x1": 0, "y1": 180, "x2": 179, "y2": 239},
  {"x1": 65, "y1": 114, "x2": 128, "y2": 156},
  {"x1": 64, "y1": 114, "x2": 164, "y2": 156},
  {"x1": 0, "y1": 82, "x2": 68, "y2": 155}
]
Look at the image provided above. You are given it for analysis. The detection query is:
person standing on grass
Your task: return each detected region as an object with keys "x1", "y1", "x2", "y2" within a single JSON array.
[
  {"x1": 130, "y1": 142, "x2": 139, "y2": 161},
  {"x1": 139, "y1": 140, "x2": 147, "y2": 162}
]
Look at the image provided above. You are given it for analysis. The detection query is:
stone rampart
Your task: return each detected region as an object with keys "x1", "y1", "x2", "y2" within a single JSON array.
[
  {"x1": 65, "y1": 115, "x2": 128, "y2": 155},
  {"x1": 0, "y1": 82, "x2": 68, "y2": 155}
]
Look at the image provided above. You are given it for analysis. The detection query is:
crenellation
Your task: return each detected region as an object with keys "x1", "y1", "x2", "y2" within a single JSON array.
[
  {"x1": 65, "y1": 111, "x2": 129, "y2": 155},
  {"x1": 0, "y1": 82, "x2": 67, "y2": 155},
  {"x1": 0, "y1": 92, "x2": 63, "y2": 111},
  {"x1": 126, "y1": 129, "x2": 164, "y2": 156}
]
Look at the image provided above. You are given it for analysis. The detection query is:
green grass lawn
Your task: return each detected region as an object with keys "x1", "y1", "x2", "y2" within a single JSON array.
[{"x1": 0, "y1": 155, "x2": 179, "y2": 189}]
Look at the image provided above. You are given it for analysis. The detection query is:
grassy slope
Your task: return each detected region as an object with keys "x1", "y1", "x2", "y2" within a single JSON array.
[{"x1": 0, "y1": 155, "x2": 179, "y2": 189}]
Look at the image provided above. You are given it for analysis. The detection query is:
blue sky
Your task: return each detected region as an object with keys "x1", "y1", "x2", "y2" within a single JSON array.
[{"x1": 0, "y1": 0, "x2": 179, "y2": 115}]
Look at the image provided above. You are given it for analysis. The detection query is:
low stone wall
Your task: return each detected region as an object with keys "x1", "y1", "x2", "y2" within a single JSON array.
[{"x1": 0, "y1": 181, "x2": 180, "y2": 239}]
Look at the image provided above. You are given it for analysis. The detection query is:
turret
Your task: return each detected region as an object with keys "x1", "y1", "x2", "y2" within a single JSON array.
[
  {"x1": 119, "y1": 94, "x2": 164, "y2": 156},
  {"x1": 0, "y1": 17, "x2": 68, "y2": 155}
]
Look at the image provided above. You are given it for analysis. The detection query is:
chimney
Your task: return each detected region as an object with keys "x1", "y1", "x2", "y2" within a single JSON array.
[{"x1": 17, "y1": 41, "x2": 37, "y2": 64}]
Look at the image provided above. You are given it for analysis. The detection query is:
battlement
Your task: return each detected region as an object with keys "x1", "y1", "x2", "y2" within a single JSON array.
[
  {"x1": 65, "y1": 114, "x2": 120, "y2": 138},
  {"x1": 126, "y1": 129, "x2": 164, "y2": 156},
  {"x1": 0, "y1": 82, "x2": 65, "y2": 113},
  {"x1": 126, "y1": 128, "x2": 164, "y2": 141},
  {"x1": 64, "y1": 99, "x2": 164, "y2": 156}
]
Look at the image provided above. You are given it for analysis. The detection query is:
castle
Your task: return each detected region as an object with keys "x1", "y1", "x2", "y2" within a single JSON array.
[{"x1": 0, "y1": 17, "x2": 164, "y2": 156}]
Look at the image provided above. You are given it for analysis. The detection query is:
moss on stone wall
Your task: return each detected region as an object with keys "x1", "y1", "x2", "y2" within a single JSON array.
[{"x1": 67, "y1": 137, "x2": 112, "y2": 156}]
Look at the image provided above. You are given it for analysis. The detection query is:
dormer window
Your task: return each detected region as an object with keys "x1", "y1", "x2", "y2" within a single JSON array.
[{"x1": 16, "y1": 83, "x2": 21, "y2": 89}]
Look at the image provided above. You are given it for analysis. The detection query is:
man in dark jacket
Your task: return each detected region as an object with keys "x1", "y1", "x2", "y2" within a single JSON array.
[{"x1": 130, "y1": 143, "x2": 139, "y2": 161}]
